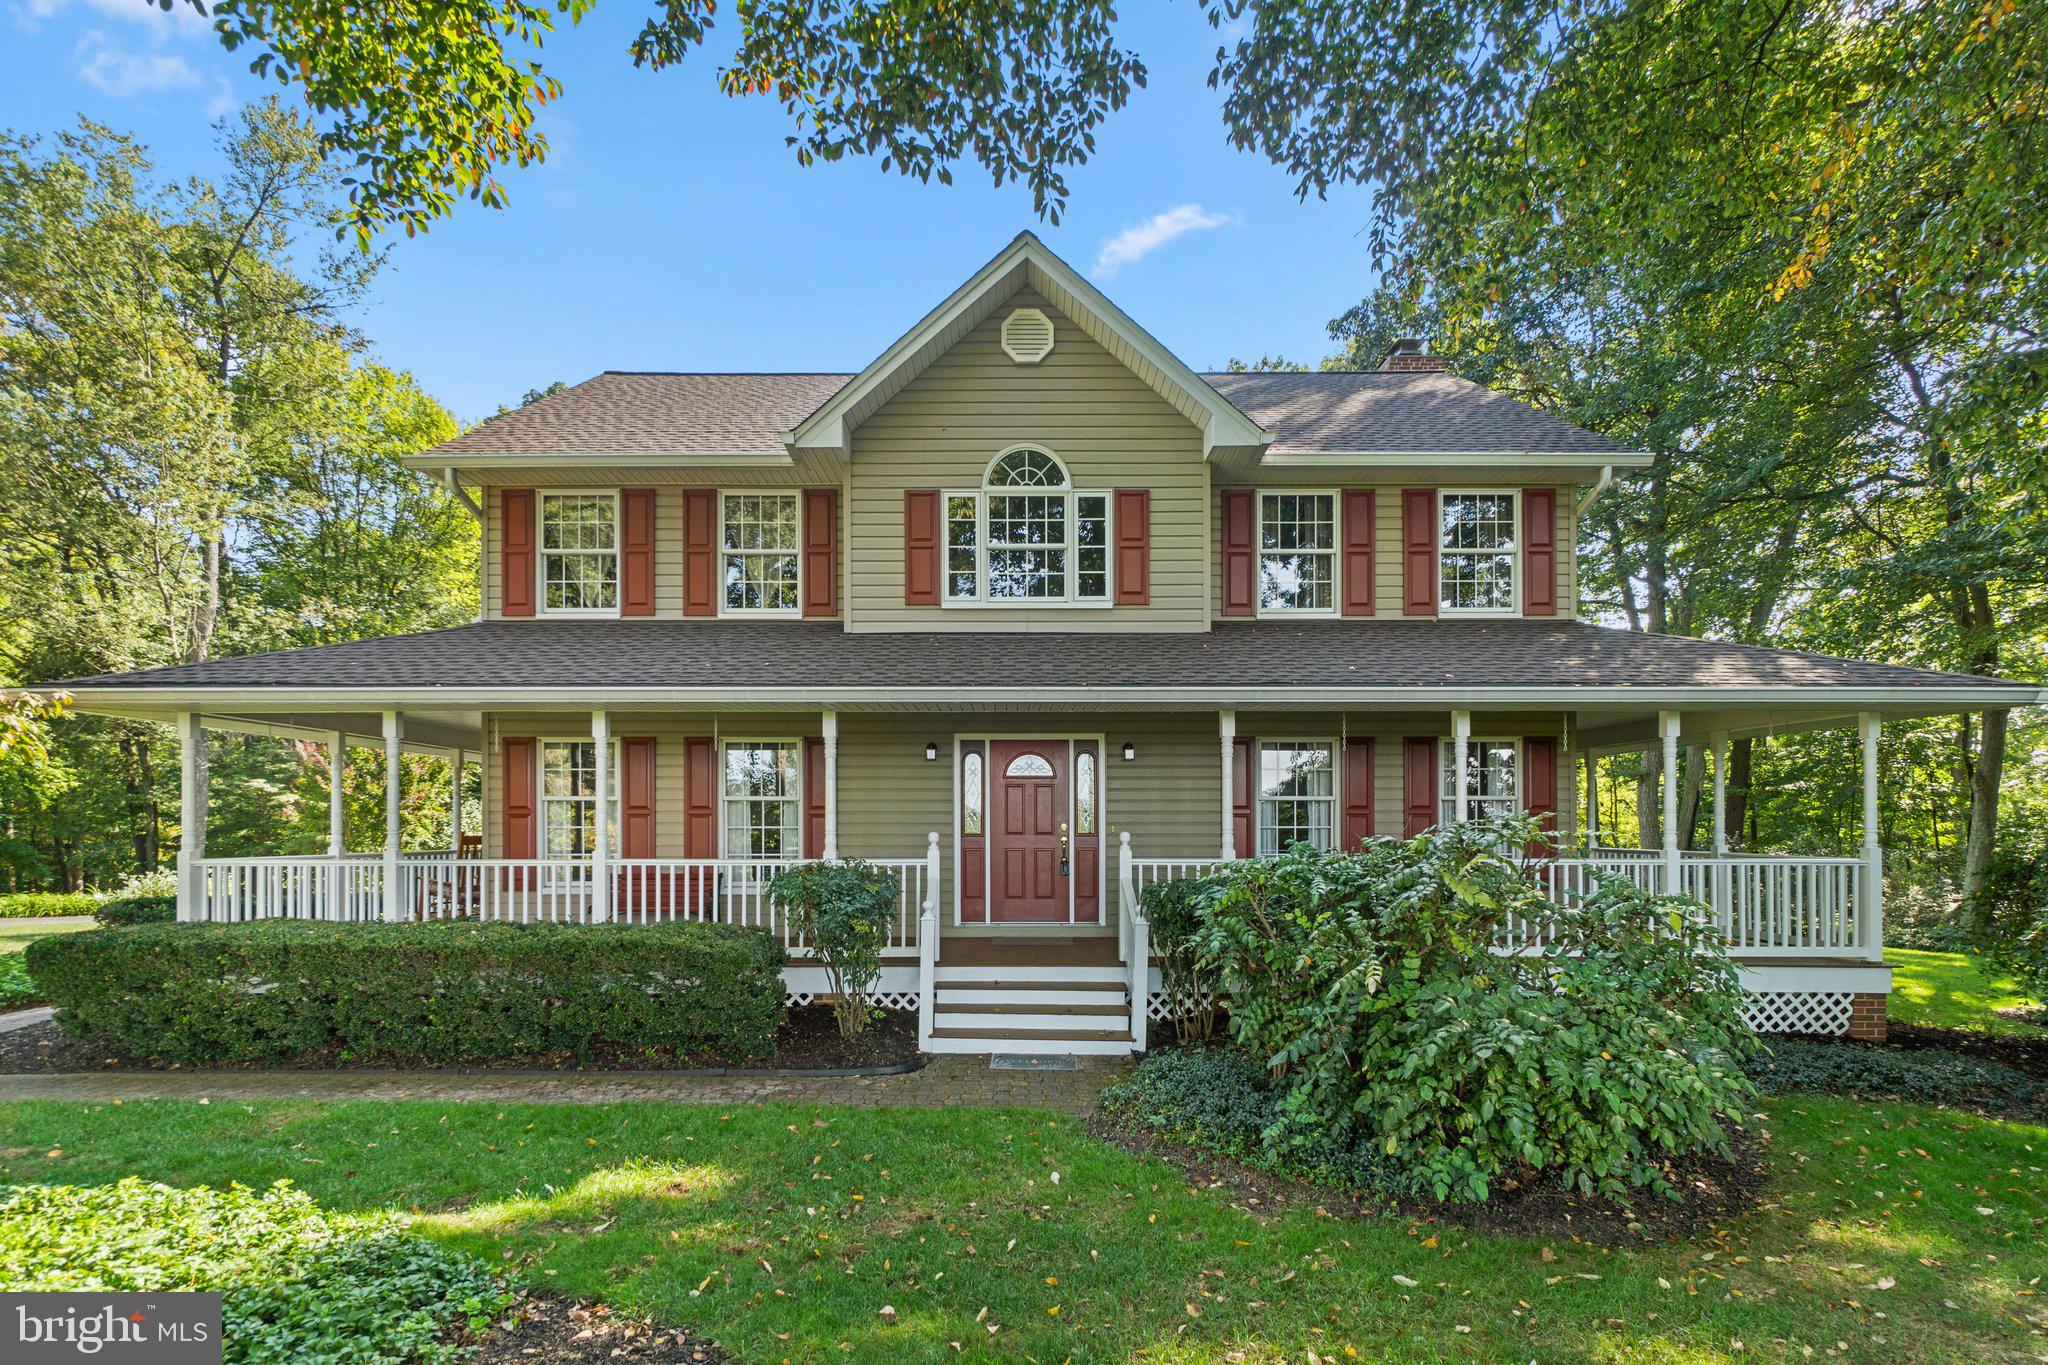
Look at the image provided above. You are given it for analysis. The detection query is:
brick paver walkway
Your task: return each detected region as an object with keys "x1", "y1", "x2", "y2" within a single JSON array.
[{"x1": 0, "y1": 1054, "x2": 1125, "y2": 1115}]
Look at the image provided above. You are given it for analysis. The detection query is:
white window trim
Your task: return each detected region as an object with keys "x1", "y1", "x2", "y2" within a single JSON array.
[
  {"x1": 718, "y1": 737, "x2": 805, "y2": 861},
  {"x1": 716, "y1": 490, "x2": 804, "y2": 619},
  {"x1": 1438, "y1": 735, "x2": 1523, "y2": 825},
  {"x1": 942, "y1": 445, "x2": 1115, "y2": 609},
  {"x1": 1254, "y1": 490, "x2": 1341, "y2": 619},
  {"x1": 1254, "y1": 736, "x2": 1339, "y2": 854},
  {"x1": 536, "y1": 489, "x2": 622, "y2": 619},
  {"x1": 1437, "y1": 488, "x2": 1521, "y2": 619},
  {"x1": 536, "y1": 736, "x2": 620, "y2": 861}
]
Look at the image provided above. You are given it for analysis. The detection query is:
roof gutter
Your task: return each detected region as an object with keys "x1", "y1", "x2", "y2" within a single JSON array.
[{"x1": 441, "y1": 469, "x2": 482, "y2": 522}]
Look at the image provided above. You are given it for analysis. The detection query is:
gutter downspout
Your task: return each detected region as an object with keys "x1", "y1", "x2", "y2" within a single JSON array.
[
  {"x1": 1576, "y1": 464, "x2": 1615, "y2": 518},
  {"x1": 444, "y1": 469, "x2": 486, "y2": 624}
]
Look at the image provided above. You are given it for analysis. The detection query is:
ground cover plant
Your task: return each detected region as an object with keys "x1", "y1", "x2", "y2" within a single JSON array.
[
  {"x1": 0, "y1": 1094, "x2": 2039, "y2": 1361},
  {"x1": 0, "y1": 1177, "x2": 511, "y2": 1364},
  {"x1": 1176, "y1": 816, "x2": 1755, "y2": 1202},
  {"x1": 0, "y1": 891, "x2": 97, "y2": 918},
  {"x1": 26, "y1": 920, "x2": 787, "y2": 1065},
  {"x1": 1748, "y1": 1038, "x2": 2048, "y2": 1115}
]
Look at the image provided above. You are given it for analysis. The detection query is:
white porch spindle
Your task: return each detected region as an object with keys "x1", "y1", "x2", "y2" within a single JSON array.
[
  {"x1": 822, "y1": 709, "x2": 840, "y2": 860},
  {"x1": 328, "y1": 731, "x2": 347, "y2": 857},
  {"x1": 1218, "y1": 710, "x2": 1237, "y2": 859},
  {"x1": 176, "y1": 713, "x2": 206, "y2": 921},
  {"x1": 381, "y1": 711, "x2": 404, "y2": 921},
  {"x1": 1659, "y1": 710, "x2": 1681, "y2": 895},
  {"x1": 592, "y1": 711, "x2": 611, "y2": 923},
  {"x1": 1452, "y1": 709, "x2": 1472, "y2": 825},
  {"x1": 1860, "y1": 712, "x2": 1884, "y2": 958}
]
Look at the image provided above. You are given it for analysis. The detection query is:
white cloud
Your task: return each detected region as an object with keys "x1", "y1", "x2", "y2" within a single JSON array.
[
  {"x1": 28, "y1": 0, "x2": 211, "y2": 33},
  {"x1": 1091, "y1": 205, "x2": 1233, "y2": 280},
  {"x1": 78, "y1": 34, "x2": 199, "y2": 95}
]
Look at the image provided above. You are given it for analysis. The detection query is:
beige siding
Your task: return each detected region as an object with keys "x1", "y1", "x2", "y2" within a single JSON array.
[
  {"x1": 845, "y1": 288, "x2": 1211, "y2": 632},
  {"x1": 1211, "y1": 482, "x2": 1578, "y2": 620}
]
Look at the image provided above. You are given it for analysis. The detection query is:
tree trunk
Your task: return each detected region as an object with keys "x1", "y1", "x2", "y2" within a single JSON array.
[
  {"x1": 1677, "y1": 743, "x2": 1705, "y2": 850},
  {"x1": 1961, "y1": 708, "x2": 2009, "y2": 941},
  {"x1": 1727, "y1": 736, "x2": 1757, "y2": 850},
  {"x1": 1637, "y1": 748, "x2": 1661, "y2": 849}
]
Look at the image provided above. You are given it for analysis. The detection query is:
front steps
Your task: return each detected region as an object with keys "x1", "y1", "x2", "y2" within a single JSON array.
[{"x1": 927, "y1": 963, "x2": 1137, "y2": 1055}]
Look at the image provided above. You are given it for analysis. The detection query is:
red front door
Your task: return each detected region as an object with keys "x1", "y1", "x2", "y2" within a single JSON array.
[{"x1": 989, "y1": 740, "x2": 1070, "y2": 923}]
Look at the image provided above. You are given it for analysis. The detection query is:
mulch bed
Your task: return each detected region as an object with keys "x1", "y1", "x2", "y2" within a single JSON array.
[
  {"x1": 0, "y1": 1005, "x2": 918, "y2": 1075},
  {"x1": 1090, "y1": 1116, "x2": 1773, "y2": 1246},
  {"x1": 467, "y1": 1295, "x2": 725, "y2": 1363},
  {"x1": 1880, "y1": 1023, "x2": 2048, "y2": 1078}
]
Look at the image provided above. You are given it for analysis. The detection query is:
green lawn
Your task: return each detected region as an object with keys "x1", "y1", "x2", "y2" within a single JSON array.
[
  {"x1": 2, "y1": 1096, "x2": 2042, "y2": 1362},
  {"x1": 1889, "y1": 947, "x2": 2044, "y2": 1035},
  {"x1": 0, "y1": 919, "x2": 92, "y2": 959}
]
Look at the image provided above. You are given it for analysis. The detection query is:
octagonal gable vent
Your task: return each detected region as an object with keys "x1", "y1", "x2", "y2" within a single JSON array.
[{"x1": 1000, "y1": 307, "x2": 1055, "y2": 364}]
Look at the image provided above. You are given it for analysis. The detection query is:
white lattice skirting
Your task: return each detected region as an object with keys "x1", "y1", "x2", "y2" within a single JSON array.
[
  {"x1": 785, "y1": 989, "x2": 922, "y2": 1012},
  {"x1": 1148, "y1": 987, "x2": 1865, "y2": 1036}
]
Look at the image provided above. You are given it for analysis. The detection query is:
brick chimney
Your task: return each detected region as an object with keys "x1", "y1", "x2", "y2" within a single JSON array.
[{"x1": 1378, "y1": 338, "x2": 1447, "y2": 373}]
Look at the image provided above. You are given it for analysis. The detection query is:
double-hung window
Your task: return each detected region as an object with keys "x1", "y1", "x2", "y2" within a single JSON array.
[
  {"x1": 945, "y1": 448, "x2": 1110, "y2": 605},
  {"x1": 1256, "y1": 740, "x2": 1336, "y2": 854},
  {"x1": 1258, "y1": 492, "x2": 1337, "y2": 614},
  {"x1": 1439, "y1": 739, "x2": 1519, "y2": 825},
  {"x1": 540, "y1": 740, "x2": 619, "y2": 858},
  {"x1": 1439, "y1": 492, "x2": 1518, "y2": 615},
  {"x1": 540, "y1": 493, "x2": 619, "y2": 614},
  {"x1": 723, "y1": 740, "x2": 801, "y2": 858},
  {"x1": 720, "y1": 492, "x2": 801, "y2": 614}
]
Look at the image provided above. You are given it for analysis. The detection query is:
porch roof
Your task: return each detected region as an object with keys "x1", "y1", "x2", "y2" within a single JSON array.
[{"x1": 44, "y1": 620, "x2": 2042, "y2": 719}]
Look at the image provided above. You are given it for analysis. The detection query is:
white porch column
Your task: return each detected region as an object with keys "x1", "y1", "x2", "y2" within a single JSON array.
[
  {"x1": 449, "y1": 749, "x2": 465, "y2": 852},
  {"x1": 176, "y1": 713, "x2": 206, "y2": 921},
  {"x1": 1710, "y1": 731, "x2": 1729, "y2": 854},
  {"x1": 327, "y1": 730, "x2": 347, "y2": 857},
  {"x1": 591, "y1": 711, "x2": 611, "y2": 923},
  {"x1": 1860, "y1": 712, "x2": 1884, "y2": 958},
  {"x1": 1659, "y1": 710, "x2": 1681, "y2": 894},
  {"x1": 1451, "y1": 709, "x2": 1472, "y2": 825},
  {"x1": 1219, "y1": 710, "x2": 1237, "y2": 859},
  {"x1": 381, "y1": 711, "x2": 404, "y2": 921},
  {"x1": 821, "y1": 710, "x2": 840, "y2": 860}
]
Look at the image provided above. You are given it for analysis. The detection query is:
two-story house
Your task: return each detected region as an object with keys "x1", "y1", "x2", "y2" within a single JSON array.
[{"x1": 49, "y1": 233, "x2": 2043, "y2": 1055}]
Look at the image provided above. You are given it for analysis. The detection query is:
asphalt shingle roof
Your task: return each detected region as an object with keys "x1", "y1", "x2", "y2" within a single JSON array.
[
  {"x1": 429, "y1": 371, "x2": 1630, "y2": 458},
  {"x1": 51, "y1": 621, "x2": 2021, "y2": 694}
]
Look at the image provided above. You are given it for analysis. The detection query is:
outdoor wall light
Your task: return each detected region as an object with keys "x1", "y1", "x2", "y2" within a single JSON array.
[
  {"x1": 1122, "y1": 742, "x2": 1137, "y2": 761},
  {"x1": 925, "y1": 743, "x2": 939, "y2": 761}
]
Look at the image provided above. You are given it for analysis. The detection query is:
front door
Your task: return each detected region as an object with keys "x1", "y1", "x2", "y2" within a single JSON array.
[{"x1": 989, "y1": 739, "x2": 1070, "y2": 922}]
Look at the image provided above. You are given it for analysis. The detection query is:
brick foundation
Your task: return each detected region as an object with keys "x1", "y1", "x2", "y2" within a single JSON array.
[{"x1": 1846, "y1": 992, "x2": 1888, "y2": 1042}]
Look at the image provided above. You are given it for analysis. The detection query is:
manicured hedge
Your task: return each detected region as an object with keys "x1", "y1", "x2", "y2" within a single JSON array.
[
  {"x1": 94, "y1": 894, "x2": 176, "y2": 926},
  {"x1": 27, "y1": 920, "x2": 789, "y2": 1065},
  {"x1": 0, "y1": 892, "x2": 98, "y2": 918}
]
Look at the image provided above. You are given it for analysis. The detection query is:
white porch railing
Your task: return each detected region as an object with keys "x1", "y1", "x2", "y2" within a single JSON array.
[{"x1": 1121, "y1": 848, "x2": 1880, "y2": 962}]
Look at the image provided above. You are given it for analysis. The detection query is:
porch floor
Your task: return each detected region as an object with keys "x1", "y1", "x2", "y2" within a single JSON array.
[{"x1": 938, "y1": 937, "x2": 1121, "y2": 969}]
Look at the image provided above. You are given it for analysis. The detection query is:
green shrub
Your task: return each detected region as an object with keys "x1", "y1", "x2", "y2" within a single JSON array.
[
  {"x1": 27, "y1": 919, "x2": 789, "y2": 1065},
  {"x1": 0, "y1": 956, "x2": 40, "y2": 1009},
  {"x1": 1186, "y1": 814, "x2": 1756, "y2": 1204},
  {"x1": 769, "y1": 859, "x2": 900, "y2": 1039},
  {"x1": 0, "y1": 892, "x2": 98, "y2": 918},
  {"x1": 1100, "y1": 1046, "x2": 1391, "y2": 1189},
  {"x1": 0, "y1": 1177, "x2": 511, "y2": 1364},
  {"x1": 1748, "y1": 1039, "x2": 2048, "y2": 1111},
  {"x1": 95, "y1": 894, "x2": 176, "y2": 926},
  {"x1": 1141, "y1": 877, "x2": 1220, "y2": 1043}
]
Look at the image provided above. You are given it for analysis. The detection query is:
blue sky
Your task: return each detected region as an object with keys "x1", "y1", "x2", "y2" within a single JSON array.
[{"x1": 4, "y1": 0, "x2": 1383, "y2": 423}]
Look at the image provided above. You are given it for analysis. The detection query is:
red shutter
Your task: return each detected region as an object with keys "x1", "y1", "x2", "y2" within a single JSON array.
[
  {"x1": 904, "y1": 490, "x2": 940, "y2": 606},
  {"x1": 803, "y1": 736, "x2": 826, "y2": 858},
  {"x1": 1402, "y1": 489, "x2": 1437, "y2": 616},
  {"x1": 620, "y1": 489, "x2": 656, "y2": 616},
  {"x1": 683, "y1": 737, "x2": 716, "y2": 857},
  {"x1": 1343, "y1": 738, "x2": 1375, "y2": 847},
  {"x1": 682, "y1": 490, "x2": 716, "y2": 617},
  {"x1": 1402, "y1": 736, "x2": 1436, "y2": 837},
  {"x1": 1523, "y1": 736, "x2": 1559, "y2": 853},
  {"x1": 1523, "y1": 488, "x2": 1557, "y2": 617},
  {"x1": 501, "y1": 737, "x2": 536, "y2": 857},
  {"x1": 1231, "y1": 736, "x2": 1254, "y2": 857},
  {"x1": 1341, "y1": 489, "x2": 1375, "y2": 617},
  {"x1": 1114, "y1": 489, "x2": 1150, "y2": 605},
  {"x1": 500, "y1": 489, "x2": 536, "y2": 617},
  {"x1": 620, "y1": 738, "x2": 656, "y2": 857},
  {"x1": 802, "y1": 488, "x2": 839, "y2": 618},
  {"x1": 1220, "y1": 489, "x2": 1256, "y2": 617}
]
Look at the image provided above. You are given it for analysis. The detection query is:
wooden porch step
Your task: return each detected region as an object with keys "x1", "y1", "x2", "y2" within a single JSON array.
[
  {"x1": 935, "y1": 977, "x2": 1126, "y2": 994},
  {"x1": 931, "y1": 1026, "x2": 1132, "y2": 1043}
]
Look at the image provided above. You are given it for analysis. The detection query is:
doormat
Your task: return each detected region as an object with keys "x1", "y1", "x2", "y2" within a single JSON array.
[{"x1": 990, "y1": 1055, "x2": 1078, "y2": 1072}]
